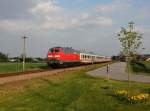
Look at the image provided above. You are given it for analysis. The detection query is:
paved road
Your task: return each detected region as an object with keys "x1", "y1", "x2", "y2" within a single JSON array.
[{"x1": 87, "y1": 62, "x2": 150, "y2": 83}]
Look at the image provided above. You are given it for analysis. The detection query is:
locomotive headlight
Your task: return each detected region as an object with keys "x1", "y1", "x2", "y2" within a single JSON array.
[
  {"x1": 55, "y1": 55, "x2": 60, "y2": 57},
  {"x1": 48, "y1": 55, "x2": 53, "y2": 57}
]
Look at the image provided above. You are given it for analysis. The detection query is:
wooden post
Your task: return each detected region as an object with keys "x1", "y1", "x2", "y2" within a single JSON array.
[{"x1": 107, "y1": 64, "x2": 110, "y2": 81}]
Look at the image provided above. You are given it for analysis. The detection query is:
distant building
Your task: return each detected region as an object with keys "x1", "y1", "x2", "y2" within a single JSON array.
[
  {"x1": 9, "y1": 57, "x2": 20, "y2": 62},
  {"x1": 9, "y1": 59, "x2": 16, "y2": 62}
]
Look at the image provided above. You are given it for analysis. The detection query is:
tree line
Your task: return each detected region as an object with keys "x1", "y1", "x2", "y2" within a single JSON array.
[
  {"x1": 0, "y1": 52, "x2": 8, "y2": 62},
  {"x1": 0, "y1": 52, "x2": 47, "y2": 62}
]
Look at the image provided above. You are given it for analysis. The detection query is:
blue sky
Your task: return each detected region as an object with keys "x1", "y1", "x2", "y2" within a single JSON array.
[{"x1": 0, "y1": 0, "x2": 149, "y2": 57}]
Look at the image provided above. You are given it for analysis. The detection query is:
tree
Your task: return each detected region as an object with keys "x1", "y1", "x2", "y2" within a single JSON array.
[
  {"x1": 0, "y1": 52, "x2": 8, "y2": 62},
  {"x1": 118, "y1": 21, "x2": 143, "y2": 93},
  {"x1": 118, "y1": 21, "x2": 143, "y2": 58}
]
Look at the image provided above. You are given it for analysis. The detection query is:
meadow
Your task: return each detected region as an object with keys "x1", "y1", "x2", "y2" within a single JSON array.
[
  {"x1": 0, "y1": 63, "x2": 150, "y2": 111},
  {"x1": 0, "y1": 62, "x2": 47, "y2": 74}
]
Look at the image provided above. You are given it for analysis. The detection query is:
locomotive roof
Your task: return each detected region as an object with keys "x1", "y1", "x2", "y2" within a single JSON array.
[
  {"x1": 52, "y1": 46, "x2": 67, "y2": 48},
  {"x1": 50, "y1": 47, "x2": 73, "y2": 49}
]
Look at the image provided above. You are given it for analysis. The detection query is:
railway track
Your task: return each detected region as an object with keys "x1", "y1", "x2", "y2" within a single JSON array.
[
  {"x1": 0, "y1": 69, "x2": 53, "y2": 78},
  {"x1": 0, "y1": 65, "x2": 88, "y2": 84}
]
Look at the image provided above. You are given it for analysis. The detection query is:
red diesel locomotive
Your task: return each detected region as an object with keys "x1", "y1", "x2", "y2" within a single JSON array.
[{"x1": 47, "y1": 47, "x2": 111, "y2": 67}]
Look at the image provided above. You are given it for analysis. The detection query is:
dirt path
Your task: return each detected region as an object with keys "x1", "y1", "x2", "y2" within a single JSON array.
[{"x1": 87, "y1": 62, "x2": 150, "y2": 83}]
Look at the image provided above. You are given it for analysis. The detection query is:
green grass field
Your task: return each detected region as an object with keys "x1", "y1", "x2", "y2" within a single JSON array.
[
  {"x1": 0, "y1": 62, "x2": 47, "y2": 74},
  {"x1": 130, "y1": 61, "x2": 150, "y2": 74},
  {"x1": 0, "y1": 64, "x2": 150, "y2": 111}
]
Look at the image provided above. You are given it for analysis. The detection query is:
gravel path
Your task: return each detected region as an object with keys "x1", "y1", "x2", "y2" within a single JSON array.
[
  {"x1": 0, "y1": 67, "x2": 83, "y2": 85},
  {"x1": 87, "y1": 62, "x2": 150, "y2": 83}
]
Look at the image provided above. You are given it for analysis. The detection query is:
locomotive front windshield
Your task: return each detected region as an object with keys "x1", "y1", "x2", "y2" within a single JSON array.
[
  {"x1": 55, "y1": 48, "x2": 59, "y2": 52},
  {"x1": 50, "y1": 48, "x2": 54, "y2": 53},
  {"x1": 49, "y1": 48, "x2": 60, "y2": 53}
]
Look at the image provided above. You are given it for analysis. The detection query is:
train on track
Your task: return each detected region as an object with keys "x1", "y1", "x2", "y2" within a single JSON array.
[{"x1": 47, "y1": 47, "x2": 112, "y2": 68}]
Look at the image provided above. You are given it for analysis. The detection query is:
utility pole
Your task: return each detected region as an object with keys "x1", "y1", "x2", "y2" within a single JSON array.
[{"x1": 22, "y1": 36, "x2": 28, "y2": 72}]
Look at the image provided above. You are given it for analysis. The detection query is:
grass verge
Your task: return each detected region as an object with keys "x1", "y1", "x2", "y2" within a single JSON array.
[{"x1": 0, "y1": 62, "x2": 47, "y2": 74}]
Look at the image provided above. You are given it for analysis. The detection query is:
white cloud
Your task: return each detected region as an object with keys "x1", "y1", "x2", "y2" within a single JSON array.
[
  {"x1": 137, "y1": 7, "x2": 150, "y2": 20},
  {"x1": 95, "y1": 0, "x2": 131, "y2": 13},
  {"x1": 80, "y1": 13, "x2": 89, "y2": 19},
  {"x1": 0, "y1": 20, "x2": 33, "y2": 32},
  {"x1": 0, "y1": 0, "x2": 113, "y2": 31},
  {"x1": 76, "y1": 16, "x2": 113, "y2": 27},
  {"x1": 95, "y1": 4, "x2": 115, "y2": 13},
  {"x1": 40, "y1": 15, "x2": 113, "y2": 30},
  {"x1": 31, "y1": 0, "x2": 63, "y2": 14},
  {"x1": 41, "y1": 16, "x2": 67, "y2": 30},
  {"x1": 95, "y1": 17, "x2": 112, "y2": 26},
  {"x1": 0, "y1": 15, "x2": 112, "y2": 31}
]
